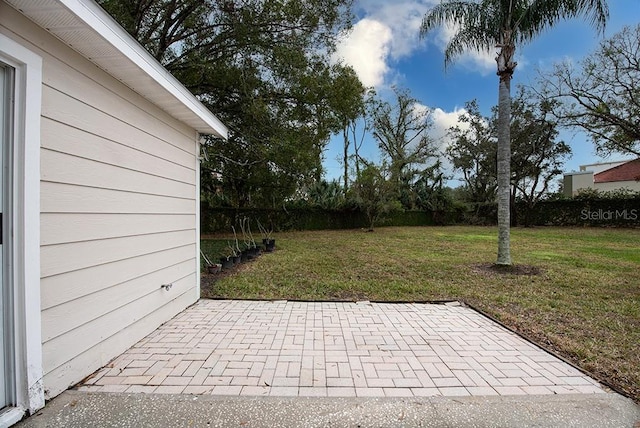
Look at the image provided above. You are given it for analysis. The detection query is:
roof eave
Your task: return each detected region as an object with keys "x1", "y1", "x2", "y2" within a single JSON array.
[{"x1": 7, "y1": 0, "x2": 228, "y2": 139}]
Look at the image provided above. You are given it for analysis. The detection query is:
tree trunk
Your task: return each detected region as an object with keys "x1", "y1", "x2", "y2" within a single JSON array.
[
  {"x1": 343, "y1": 124, "x2": 349, "y2": 193},
  {"x1": 354, "y1": 124, "x2": 362, "y2": 180},
  {"x1": 510, "y1": 187, "x2": 517, "y2": 227},
  {"x1": 496, "y1": 74, "x2": 512, "y2": 265}
]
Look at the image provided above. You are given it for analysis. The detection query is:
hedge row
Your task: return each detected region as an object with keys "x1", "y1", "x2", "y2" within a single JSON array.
[
  {"x1": 201, "y1": 198, "x2": 640, "y2": 233},
  {"x1": 518, "y1": 198, "x2": 640, "y2": 227},
  {"x1": 200, "y1": 204, "x2": 465, "y2": 234}
]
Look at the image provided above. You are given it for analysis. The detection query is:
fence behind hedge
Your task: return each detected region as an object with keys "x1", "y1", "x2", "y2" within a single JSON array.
[
  {"x1": 201, "y1": 198, "x2": 640, "y2": 234},
  {"x1": 200, "y1": 204, "x2": 466, "y2": 234}
]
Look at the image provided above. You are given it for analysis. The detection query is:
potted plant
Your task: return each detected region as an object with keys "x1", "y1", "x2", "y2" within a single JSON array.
[
  {"x1": 201, "y1": 250, "x2": 222, "y2": 274},
  {"x1": 232, "y1": 252, "x2": 242, "y2": 266},
  {"x1": 219, "y1": 247, "x2": 235, "y2": 270},
  {"x1": 257, "y1": 219, "x2": 276, "y2": 252},
  {"x1": 230, "y1": 227, "x2": 243, "y2": 264},
  {"x1": 240, "y1": 217, "x2": 260, "y2": 259},
  {"x1": 219, "y1": 236, "x2": 239, "y2": 270}
]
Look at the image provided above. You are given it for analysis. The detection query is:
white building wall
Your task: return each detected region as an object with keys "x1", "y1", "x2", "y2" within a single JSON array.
[
  {"x1": 594, "y1": 180, "x2": 640, "y2": 193},
  {"x1": 564, "y1": 171, "x2": 594, "y2": 197},
  {"x1": 1, "y1": 5, "x2": 200, "y2": 399},
  {"x1": 579, "y1": 160, "x2": 629, "y2": 175}
]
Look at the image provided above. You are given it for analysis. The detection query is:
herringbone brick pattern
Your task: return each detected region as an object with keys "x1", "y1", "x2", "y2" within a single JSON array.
[{"x1": 79, "y1": 300, "x2": 604, "y2": 397}]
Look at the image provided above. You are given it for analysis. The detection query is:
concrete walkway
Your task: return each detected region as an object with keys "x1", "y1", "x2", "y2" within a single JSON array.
[
  {"x1": 78, "y1": 300, "x2": 603, "y2": 397},
  {"x1": 15, "y1": 300, "x2": 640, "y2": 427},
  {"x1": 15, "y1": 390, "x2": 640, "y2": 428}
]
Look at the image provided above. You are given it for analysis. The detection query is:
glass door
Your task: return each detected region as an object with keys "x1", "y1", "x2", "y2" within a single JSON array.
[
  {"x1": 0, "y1": 63, "x2": 6, "y2": 410},
  {"x1": 0, "y1": 62, "x2": 14, "y2": 411}
]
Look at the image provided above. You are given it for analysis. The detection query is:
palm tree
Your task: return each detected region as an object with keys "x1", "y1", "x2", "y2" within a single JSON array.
[{"x1": 420, "y1": 0, "x2": 608, "y2": 265}]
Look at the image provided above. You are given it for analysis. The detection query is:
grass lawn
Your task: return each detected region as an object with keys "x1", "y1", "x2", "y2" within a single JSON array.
[{"x1": 200, "y1": 226, "x2": 640, "y2": 402}]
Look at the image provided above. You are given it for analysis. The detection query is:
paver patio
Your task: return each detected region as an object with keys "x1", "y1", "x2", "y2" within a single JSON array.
[{"x1": 78, "y1": 300, "x2": 605, "y2": 398}]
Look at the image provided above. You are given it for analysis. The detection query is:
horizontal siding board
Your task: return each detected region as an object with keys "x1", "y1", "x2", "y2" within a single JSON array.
[
  {"x1": 42, "y1": 86, "x2": 195, "y2": 168},
  {"x1": 40, "y1": 245, "x2": 196, "y2": 310},
  {"x1": 43, "y1": 57, "x2": 196, "y2": 150},
  {"x1": 41, "y1": 182, "x2": 195, "y2": 214},
  {"x1": 42, "y1": 288, "x2": 198, "y2": 398},
  {"x1": 41, "y1": 149, "x2": 196, "y2": 199},
  {"x1": 41, "y1": 213, "x2": 195, "y2": 245},
  {"x1": 42, "y1": 259, "x2": 196, "y2": 342},
  {"x1": 41, "y1": 230, "x2": 195, "y2": 278},
  {"x1": 42, "y1": 118, "x2": 195, "y2": 183},
  {"x1": 42, "y1": 273, "x2": 196, "y2": 374}
]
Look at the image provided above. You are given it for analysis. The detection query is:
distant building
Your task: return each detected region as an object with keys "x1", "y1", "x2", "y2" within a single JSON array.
[{"x1": 563, "y1": 159, "x2": 640, "y2": 196}]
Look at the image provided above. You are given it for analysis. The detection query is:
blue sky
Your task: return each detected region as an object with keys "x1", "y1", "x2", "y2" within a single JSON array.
[{"x1": 323, "y1": 0, "x2": 640, "y2": 186}]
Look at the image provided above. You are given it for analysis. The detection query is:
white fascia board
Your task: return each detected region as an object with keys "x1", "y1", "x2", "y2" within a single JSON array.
[
  {"x1": 564, "y1": 171, "x2": 594, "y2": 176},
  {"x1": 57, "y1": 0, "x2": 228, "y2": 138}
]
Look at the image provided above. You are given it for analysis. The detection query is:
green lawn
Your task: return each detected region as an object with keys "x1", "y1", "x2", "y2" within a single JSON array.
[{"x1": 200, "y1": 226, "x2": 640, "y2": 402}]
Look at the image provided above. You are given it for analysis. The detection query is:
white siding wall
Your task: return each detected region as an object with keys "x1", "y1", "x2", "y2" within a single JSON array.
[{"x1": 1, "y1": 5, "x2": 200, "y2": 398}]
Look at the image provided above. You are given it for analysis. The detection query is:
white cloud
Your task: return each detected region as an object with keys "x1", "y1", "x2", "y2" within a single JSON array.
[
  {"x1": 336, "y1": 0, "x2": 501, "y2": 88},
  {"x1": 333, "y1": 18, "x2": 392, "y2": 88},
  {"x1": 355, "y1": 0, "x2": 435, "y2": 59},
  {"x1": 333, "y1": 1, "x2": 439, "y2": 88},
  {"x1": 394, "y1": 104, "x2": 470, "y2": 178},
  {"x1": 430, "y1": 106, "x2": 470, "y2": 152},
  {"x1": 411, "y1": 101, "x2": 430, "y2": 120},
  {"x1": 461, "y1": 49, "x2": 497, "y2": 74}
]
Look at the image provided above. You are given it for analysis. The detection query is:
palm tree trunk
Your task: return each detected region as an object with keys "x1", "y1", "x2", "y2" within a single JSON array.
[{"x1": 496, "y1": 74, "x2": 512, "y2": 265}]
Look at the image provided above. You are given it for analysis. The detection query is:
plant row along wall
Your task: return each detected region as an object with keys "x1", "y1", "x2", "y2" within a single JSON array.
[{"x1": 201, "y1": 198, "x2": 640, "y2": 234}]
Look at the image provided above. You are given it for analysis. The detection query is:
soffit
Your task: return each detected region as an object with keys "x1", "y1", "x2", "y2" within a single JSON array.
[{"x1": 6, "y1": 0, "x2": 227, "y2": 138}]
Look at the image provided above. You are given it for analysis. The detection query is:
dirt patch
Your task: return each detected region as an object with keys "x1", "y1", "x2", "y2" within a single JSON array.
[
  {"x1": 471, "y1": 263, "x2": 543, "y2": 276},
  {"x1": 200, "y1": 273, "x2": 220, "y2": 299},
  {"x1": 200, "y1": 265, "x2": 247, "y2": 299}
]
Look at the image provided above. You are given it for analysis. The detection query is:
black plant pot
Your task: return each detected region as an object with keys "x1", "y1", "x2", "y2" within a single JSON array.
[
  {"x1": 220, "y1": 257, "x2": 234, "y2": 270},
  {"x1": 263, "y1": 238, "x2": 276, "y2": 252},
  {"x1": 245, "y1": 248, "x2": 257, "y2": 260},
  {"x1": 232, "y1": 255, "x2": 242, "y2": 265}
]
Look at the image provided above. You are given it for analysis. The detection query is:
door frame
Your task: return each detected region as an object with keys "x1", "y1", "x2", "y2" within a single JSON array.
[
  {"x1": 0, "y1": 32, "x2": 44, "y2": 424},
  {"x1": 1, "y1": 58, "x2": 15, "y2": 415}
]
